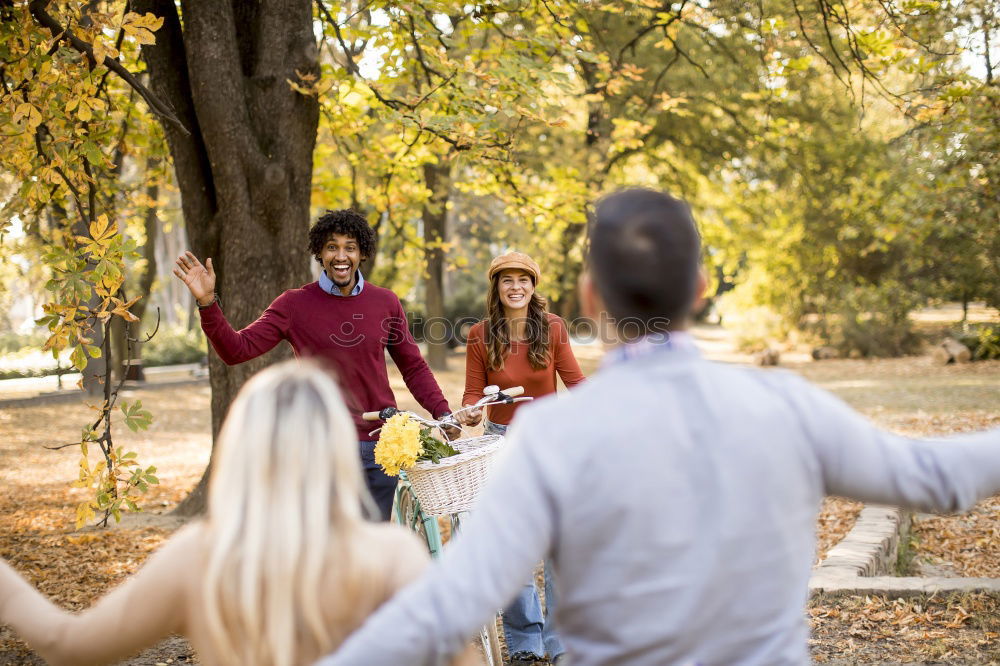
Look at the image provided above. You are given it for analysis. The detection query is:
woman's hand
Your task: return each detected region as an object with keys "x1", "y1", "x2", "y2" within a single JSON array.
[{"x1": 455, "y1": 405, "x2": 482, "y2": 427}]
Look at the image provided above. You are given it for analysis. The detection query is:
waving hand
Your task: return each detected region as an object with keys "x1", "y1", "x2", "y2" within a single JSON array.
[{"x1": 173, "y1": 251, "x2": 217, "y2": 306}]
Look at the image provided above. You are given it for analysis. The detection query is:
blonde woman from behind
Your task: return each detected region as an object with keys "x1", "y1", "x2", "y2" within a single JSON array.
[{"x1": 0, "y1": 361, "x2": 480, "y2": 666}]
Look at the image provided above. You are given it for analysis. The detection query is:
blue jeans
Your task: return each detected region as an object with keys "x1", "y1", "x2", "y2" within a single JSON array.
[
  {"x1": 360, "y1": 440, "x2": 396, "y2": 521},
  {"x1": 484, "y1": 420, "x2": 565, "y2": 660}
]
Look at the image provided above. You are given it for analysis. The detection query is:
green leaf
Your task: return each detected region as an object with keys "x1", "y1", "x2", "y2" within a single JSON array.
[
  {"x1": 416, "y1": 427, "x2": 459, "y2": 464},
  {"x1": 121, "y1": 400, "x2": 153, "y2": 432},
  {"x1": 70, "y1": 344, "x2": 87, "y2": 371},
  {"x1": 84, "y1": 142, "x2": 104, "y2": 166}
]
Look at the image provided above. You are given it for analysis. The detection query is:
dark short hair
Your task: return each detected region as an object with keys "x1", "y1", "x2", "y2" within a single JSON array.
[
  {"x1": 308, "y1": 209, "x2": 376, "y2": 262},
  {"x1": 588, "y1": 188, "x2": 701, "y2": 334}
]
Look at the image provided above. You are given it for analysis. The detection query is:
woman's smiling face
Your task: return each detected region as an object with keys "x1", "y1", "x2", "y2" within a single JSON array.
[{"x1": 497, "y1": 268, "x2": 535, "y2": 314}]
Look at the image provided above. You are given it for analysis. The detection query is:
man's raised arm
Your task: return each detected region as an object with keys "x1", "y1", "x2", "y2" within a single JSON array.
[{"x1": 173, "y1": 251, "x2": 288, "y2": 365}]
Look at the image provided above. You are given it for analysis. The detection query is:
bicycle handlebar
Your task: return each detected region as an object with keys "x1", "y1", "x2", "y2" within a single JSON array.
[
  {"x1": 362, "y1": 407, "x2": 398, "y2": 422},
  {"x1": 363, "y1": 386, "x2": 529, "y2": 437}
]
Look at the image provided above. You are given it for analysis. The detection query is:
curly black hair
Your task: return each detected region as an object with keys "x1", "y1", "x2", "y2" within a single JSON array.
[{"x1": 307, "y1": 209, "x2": 377, "y2": 262}]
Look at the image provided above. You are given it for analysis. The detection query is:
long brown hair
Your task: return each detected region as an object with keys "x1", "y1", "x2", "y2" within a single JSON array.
[{"x1": 485, "y1": 273, "x2": 551, "y2": 371}]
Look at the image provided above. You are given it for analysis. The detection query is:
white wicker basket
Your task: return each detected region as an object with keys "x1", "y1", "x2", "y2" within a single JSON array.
[{"x1": 405, "y1": 434, "x2": 505, "y2": 516}]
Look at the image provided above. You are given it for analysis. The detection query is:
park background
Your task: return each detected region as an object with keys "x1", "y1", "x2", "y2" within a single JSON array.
[{"x1": 1, "y1": 0, "x2": 999, "y2": 663}]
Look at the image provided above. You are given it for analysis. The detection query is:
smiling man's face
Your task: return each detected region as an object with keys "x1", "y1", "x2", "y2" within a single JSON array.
[{"x1": 320, "y1": 233, "x2": 364, "y2": 294}]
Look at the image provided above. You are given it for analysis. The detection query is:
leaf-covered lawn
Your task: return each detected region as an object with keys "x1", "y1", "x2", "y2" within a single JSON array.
[{"x1": 0, "y1": 385, "x2": 210, "y2": 664}]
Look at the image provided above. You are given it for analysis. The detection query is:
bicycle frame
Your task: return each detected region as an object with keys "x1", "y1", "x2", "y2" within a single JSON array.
[{"x1": 369, "y1": 386, "x2": 530, "y2": 666}]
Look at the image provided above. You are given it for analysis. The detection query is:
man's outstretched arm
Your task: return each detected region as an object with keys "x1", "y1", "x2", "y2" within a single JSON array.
[
  {"x1": 789, "y1": 375, "x2": 1000, "y2": 512},
  {"x1": 317, "y1": 425, "x2": 556, "y2": 665}
]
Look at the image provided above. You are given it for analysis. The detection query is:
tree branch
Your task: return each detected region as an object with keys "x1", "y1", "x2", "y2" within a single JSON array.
[
  {"x1": 406, "y1": 13, "x2": 443, "y2": 88},
  {"x1": 790, "y1": 0, "x2": 851, "y2": 90},
  {"x1": 28, "y1": 0, "x2": 189, "y2": 135}
]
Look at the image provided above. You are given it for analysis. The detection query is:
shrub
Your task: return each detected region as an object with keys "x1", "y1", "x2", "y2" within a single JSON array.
[
  {"x1": 142, "y1": 326, "x2": 207, "y2": 367},
  {"x1": 801, "y1": 284, "x2": 923, "y2": 358},
  {"x1": 958, "y1": 325, "x2": 1000, "y2": 361},
  {"x1": 716, "y1": 304, "x2": 789, "y2": 353},
  {"x1": 0, "y1": 330, "x2": 48, "y2": 354}
]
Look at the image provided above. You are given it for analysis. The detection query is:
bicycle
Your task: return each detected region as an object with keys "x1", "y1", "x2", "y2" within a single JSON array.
[{"x1": 363, "y1": 385, "x2": 531, "y2": 666}]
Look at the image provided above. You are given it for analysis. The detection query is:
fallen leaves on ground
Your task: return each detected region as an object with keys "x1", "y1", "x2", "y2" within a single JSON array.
[
  {"x1": 0, "y1": 385, "x2": 209, "y2": 664},
  {"x1": 913, "y1": 496, "x2": 1000, "y2": 579},
  {"x1": 809, "y1": 592, "x2": 1000, "y2": 663},
  {"x1": 816, "y1": 497, "x2": 864, "y2": 563}
]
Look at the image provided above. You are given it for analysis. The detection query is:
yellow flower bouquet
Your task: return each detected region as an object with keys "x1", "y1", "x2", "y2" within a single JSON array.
[{"x1": 374, "y1": 413, "x2": 459, "y2": 477}]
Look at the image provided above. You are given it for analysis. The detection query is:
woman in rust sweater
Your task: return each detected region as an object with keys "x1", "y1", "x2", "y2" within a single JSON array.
[{"x1": 457, "y1": 251, "x2": 584, "y2": 666}]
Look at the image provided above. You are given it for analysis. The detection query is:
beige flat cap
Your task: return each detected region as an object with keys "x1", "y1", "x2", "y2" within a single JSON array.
[{"x1": 487, "y1": 251, "x2": 541, "y2": 285}]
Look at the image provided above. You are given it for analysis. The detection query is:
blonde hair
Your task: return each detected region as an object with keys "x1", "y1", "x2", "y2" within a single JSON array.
[{"x1": 202, "y1": 360, "x2": 375, "y2": 666}]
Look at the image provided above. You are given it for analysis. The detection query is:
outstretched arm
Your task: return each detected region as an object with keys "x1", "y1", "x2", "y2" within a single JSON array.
[
  {"x1": 0, "y1": 525, "x2": 200, "y2": 666},
  {"x1": 789, "y1": 375, "x2": 1000, "y2": 512}
]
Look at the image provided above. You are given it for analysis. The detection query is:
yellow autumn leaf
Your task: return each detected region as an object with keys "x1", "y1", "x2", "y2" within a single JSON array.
[
  {"x1": 75, "y1": 501, "x2": 96, "y2": 529},
  {"x1": 13, "y1": 102, "x2": 42, "y2": 130},
  {"x1": 122, "y1": 12, "x2": 164, "y2": 46},
  {"x1": 77, "y1": 98, "x2": 92, "y2": 121},
  {"x1": 91, "y1": 37, "x2": 118, "y2": 64},
  {"x1": 89, "y1": 214, "x2": 116, "y2": 243}
]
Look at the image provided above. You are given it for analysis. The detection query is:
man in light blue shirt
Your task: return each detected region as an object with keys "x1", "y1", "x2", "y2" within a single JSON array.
[{"x1": 319, "y1": 188, "x2": 1000, "y2": 665}]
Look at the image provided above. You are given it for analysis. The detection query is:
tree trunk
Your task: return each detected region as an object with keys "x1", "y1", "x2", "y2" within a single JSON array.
[
  {"x1": 422, "y1": 161, "x2": 451, "y2": 371},
  {"x1": 137, "y1": 0, "x2": 319, "y2": 516}
]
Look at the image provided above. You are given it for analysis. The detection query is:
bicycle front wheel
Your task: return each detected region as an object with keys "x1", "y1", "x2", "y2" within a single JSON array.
[
  {"x1": 479, "y1": 615, "x2": 504, "y2": 666},
  {"x1": 392, "y1": 477, "x2": 444, "y2": 556}
]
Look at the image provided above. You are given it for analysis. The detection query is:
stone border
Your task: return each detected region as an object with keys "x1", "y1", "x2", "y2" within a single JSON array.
[
  {"x1": 811, "y1": 573, "x2": 1000, "y2": 597},
  {"x1": 814, "y1": 505, "x2": 910, "y2": 579},
  {"x1": 810, "y1": 503, "x2": 1000, "y2": 597}
]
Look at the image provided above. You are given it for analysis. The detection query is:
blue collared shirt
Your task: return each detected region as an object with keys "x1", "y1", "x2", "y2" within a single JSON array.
[{"x1": 319, "y1": 269, "x2": 364, "y2": 296}]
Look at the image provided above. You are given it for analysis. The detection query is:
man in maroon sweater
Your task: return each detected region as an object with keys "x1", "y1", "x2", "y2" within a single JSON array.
[{"x1": 173, "y1": 209, "x2": 455, "y2": 519}]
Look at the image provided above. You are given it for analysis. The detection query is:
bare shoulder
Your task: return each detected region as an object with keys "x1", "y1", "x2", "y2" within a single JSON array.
[
  {"x1": 356, "y1": 521, "x2": 429, "y2": 559},
  {"x1": 354, "y1": 522, "x2": 430, "y2": 586},
  {"x1": 142, "y1": 521, "x2": 209, "y2": 574},
  {"x1": 158, "y1": 521, "x2": 207, "y2": 554}
]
